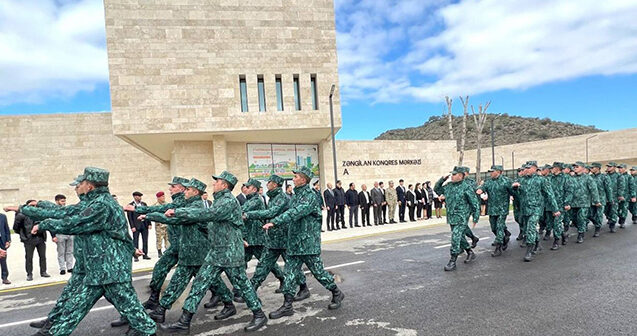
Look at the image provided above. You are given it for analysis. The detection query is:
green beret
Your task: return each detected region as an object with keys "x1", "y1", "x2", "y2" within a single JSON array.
[
  {"x1": 488, "y1": 165, "x2": 503, "y2": 172},
  {"x1": 168, "y1": 176, "x2": 189, "y2": 186},
  {"x1": 183, "y1": 178, "x2": 207, "y2": 192},
  {"x1": 607, "y1": 162, "x2": 617, "y2": 167},
  {"x1": 293, "y1": 166, "x2": 314, "y2": 180},
  {"x1": 591, "y1": 162, "x2": 602, "y2": 168},
  {"x1": 83, "y1": 167, "x2": 109, "y2": 184},
  {"x1": 267, "y1": 174, "x2": 284, "y2": 186},
  {"x1": 212, "y1": 171, "x2": 238, "y2": 191},
  {"x1": 243, "y1": 178, "x2": 262, "y2": 189},
  {"x1": 69, "y1": 174, "x2": 84, "y2": 186}
]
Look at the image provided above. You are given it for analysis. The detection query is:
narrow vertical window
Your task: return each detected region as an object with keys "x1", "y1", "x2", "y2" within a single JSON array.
[
  {"x1": 310, "y1": 74, "x2": 318, "y2": 110},
  {"x1": 239, "y1": 76, "x2": 248, "y2": 112},
  {"x1": 257, "y1": 75, "x2": 266, "y2": 112},
  {"x1": 293, "y1": 75, "x2": 301, "y2": 111},
  {"x1": 275, "y1": 75, "x2": 284, "y2": 111}
]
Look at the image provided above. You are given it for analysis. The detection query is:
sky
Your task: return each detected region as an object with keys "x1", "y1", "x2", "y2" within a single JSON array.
[{"x1": 1, "y1": 0, "x2": 636, "y2": 140}]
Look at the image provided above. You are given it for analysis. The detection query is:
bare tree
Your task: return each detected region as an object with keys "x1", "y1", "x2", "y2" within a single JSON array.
[
  {"x1": 471, "y1": 101, "x2": 492, "y2": 184},
  {"x1": 445, "y1": 96, "x2": 454, "y2": 140},
  {"x1": 458, "y1": 96, "x2": 469, "y2": 165}
]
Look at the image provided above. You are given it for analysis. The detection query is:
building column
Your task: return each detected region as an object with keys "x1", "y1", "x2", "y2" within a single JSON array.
[
  {"x1": 170, "y1": 141, "x2": 215, "y2": 182},
  {"x1": 211, "y1": 135, "x2": 227, "y2": 174}
]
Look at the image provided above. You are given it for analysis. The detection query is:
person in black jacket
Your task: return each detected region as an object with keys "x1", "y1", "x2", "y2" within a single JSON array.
[
  {"x1": 126, "y1": 191, "x2": 152, "y2": 261},
  {"x1": 396, "y1": 179, "x2": 407, "y2": 223},
  {"x1": 406, "y1": 184, "x2": 417, "y2": 222},
  {"x1": 0, "y1": 213, "x2": 11, "y2": 284},
  {"x1": 13, "y1": 200, "x2": 49, "y2": 281},
  {"x1": 424, "y1": 181, "x2": 434, "y2": 219},
  {"x1": 312, "y1": 181, "x2": 325, "y2": 232},
  {"x1": 358, "y1": 184, "x2": 372, "y2": 227},
  {"x1": 333, "y1": 181, "x2": 346, "y2": 229},
  {"x1": 415, "y1": 183, "x2": 424, "y2": 220},
  {"x1": 345, "y1": 183, "x2": 360, "y2": 228},
  {"x1": 323, "y1": 183, "x2": 337, "y2": 231}
]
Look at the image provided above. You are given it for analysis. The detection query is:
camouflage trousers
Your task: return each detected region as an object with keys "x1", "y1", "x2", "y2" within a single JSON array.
[
  {"x1": 387, "y1": 203, "x2": 396, "y2": 221},
  {"x1": 488, "y1": 215, "x2": 507, "y2": 244},
  {"x1": 245, "y1": 245, "x2": 285, "y2": 280},
  {"x1": 547, "y1": 211, "x2": 563, "y2": 238},
  {"x1": 524, "y1": 213, "x2": 542, "y2": 245},
  {"x1": 450, "y1": 223, "x2": 471, "y2": 256},
  {"x1": 539, "y1": 211, "x2": 551, "y2": 234},
  {"x1": 160, "y1": 265, "x2": 201, "y2": 309},
  {"x1": 251, "y1": 248, "x2": 305, "y2": 290},
  {"x1": 571, "y1": 207, "x2": 590, "y2": 233},
  {"x1": 149, "y1": 245, "x2": 179, "y2": 292},
  {"x1": 183, "y1": 263, "x2": 261, "y2": 313},
  {"x1": 47, "y1": 272, "x2": 85, "y2": 323},
  {"x1": 49, "y1": 282, "x2": 156, "y2": 336},
  {"x1": 630, "y1": 201, "x2": 637, "y2": 220},
  {"x1": 513, "y1": 205, "x2": 523, "y2": 231},
  {"x1": 155, "y1": 224, "x2": 169, "y2": 250},
  {"x1": 618, "y1": 200, "x2": 628, "y2": 220},
  {"x1": 604, "y1": 202, "x2": 618, "y2": 224},
  {"x1": 281, "y1": 254, "x2": 336, "y2": 296},
  {"x1": 562, "y1": 209, "x2": 572, "y2": 231},
  {"x1": 590, "y1": 205, "x2": 605, "y2": 229}
]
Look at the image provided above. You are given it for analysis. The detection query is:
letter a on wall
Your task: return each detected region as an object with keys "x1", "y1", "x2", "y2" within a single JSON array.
[{"x1": 343, "y1": 169, "x2": 349, "y2": 175}]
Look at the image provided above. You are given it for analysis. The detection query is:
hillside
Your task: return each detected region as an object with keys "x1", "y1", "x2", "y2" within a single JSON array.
[{"x1": 375, "y1": 114, "x2": 604, "y2": 150}]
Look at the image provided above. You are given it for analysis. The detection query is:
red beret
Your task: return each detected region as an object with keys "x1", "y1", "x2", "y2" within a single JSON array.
[{"x1": 156, "y1": 191, "x2": 165, "y2": 198}]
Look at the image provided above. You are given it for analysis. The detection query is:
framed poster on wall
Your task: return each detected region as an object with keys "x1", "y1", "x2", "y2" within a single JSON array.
[{"x1": 247, "y1": 143, "x2": 320, "y2": 180}]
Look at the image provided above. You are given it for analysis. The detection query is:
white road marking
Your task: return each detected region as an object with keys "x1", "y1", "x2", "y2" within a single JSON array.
[{"x1": 434, "y1": 244, "x2": 451, "y2": 249}]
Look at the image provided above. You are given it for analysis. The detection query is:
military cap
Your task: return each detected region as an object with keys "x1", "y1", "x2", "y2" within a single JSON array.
[
  {"x1": 573, "y1": 161, "x2": 586, "y2": 167},
  {"x1": 132, "y1": 191, "x2": 143, "y2": 197},
  {"x1": 541, "y1": 164, "x2": 552, "y2": 170},
  {"x1": 525, "y1": 161, "x2": 538, "y2": 167},
  {"x1": 630, "y1": 166, "x2": 637, "y2": 171},
  {"x1": 553, "y1": 162, "x2": 564, "y2": 168},
  {"x1": 243, "y1": 178, "x2": 262, "y2": 189},
  {"x1": 450, "y1": 166, "x2": 463, "y2": 175},
  {"x1": 168, "y1": 176, "x2": 189, "y2": 186},
  {"x1": 293, "y1": 166, "x2": 314, "y2": 180},
  {"x1": 563, "y1": 163, "x2": 573, "y2": 170},
  {"x1": 212, "y1": 171, "x2": 238, "y2": 191},
  {"x1": 618, "y1": 163, "x2": 627, "y2": 169},
  {"x1": 460, "y1": 166, "x2": 470, "y2": 173},
  {"x1": 488, "y1": 165, "x2": 503, "y2": 172},
  {"x1": 523, "y1": 164, "x2": 531, "y2": 169},
  {"x1": 183, "y1": 178, "x2": 207, "y2": 192},
  {"x1": 516, "y1": 167, "x2": 523, "y2": 172},
  {"x1": 267, "y1": 174, "x2": 284, "y2": 186},
  {"x1": 591, "y1": 162, "x2": 602, "y2": 168},
  {"x1": 82, "y1": 167, "x2": 109, "y2": 184},
  {"x1": 585, "y1": 165, "x2": 592, "y2": 170},
  {"x1": 156, "y1": 191, "x2": 165, "y2": 198},
  {"x1": 69, "y1": 174, "x2": 84, "y2": 186},
  {"x1": 606, "y1": 162, "x2": 617, "y2": 167}
]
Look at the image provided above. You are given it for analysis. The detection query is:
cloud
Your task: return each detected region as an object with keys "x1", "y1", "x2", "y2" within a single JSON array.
[
  {"x1": 336, "y1": 0, "x2": 637, "y2": 103},
  {"x1": 0, "y1": 0, "x2": 108, "y2": 106}
]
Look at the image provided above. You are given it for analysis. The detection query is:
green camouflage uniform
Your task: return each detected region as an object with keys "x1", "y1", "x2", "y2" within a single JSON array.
[
  {"x1": 605, "y1": 171, "x2": 620, "y2": 225},
  {"x1": 177, "y1": 188, "x2": 263, "y2": 313},
  {"x1": 242, "y1": 193, "x2": 284, "y2": 279},
  {"x1": 38, "y1": 179, "x2": 155, "y2": 336},
  {"x1": 463, "y1": 177, "x2": 480, "y2": 239},
  {"x1": 617, "y1": 171, "x2": 630, "y2": 223},
  {"x1": 272, "y1": 183, "x2": 337, "y2": 296},
  {"x1": 630, "y1": 171, "x2": 637, "y2": 222},
  {"x1": 562, "y1": 173, "x2": 576, "y2": 230},
  {"x1": 477, "y1": 175, "x2": 513, "y2": 244},
  {"x1": 244, "y1": 187, "x2": 306, "y2": 290},
  {"x1": 146, "y1": 194, "x2": 211, "y2": 310},
  {"x1": 435, "y1": 177, "x2": 480, "y2": 256},
  {"x1": 513, "y1": 173, "x2": 559, "y2": 245},
  {"x1": 512, "y1": 174, "x2": 525, "y2": 234},
  {"x1": 564, "y1": 172, "x2": 600, "y2": 233},
  {"x1": 591, "y1": 171, "x2": 613, "y2": 229},
  {"x1": 539, "y1": 174, "x2": 556, "y2": 236},
  {"x1": 135, "y1": 191, "x2": 186, "y2": 292},
  {"x1": 548, "y1": 172, "x2": 568, "y2": 238}
]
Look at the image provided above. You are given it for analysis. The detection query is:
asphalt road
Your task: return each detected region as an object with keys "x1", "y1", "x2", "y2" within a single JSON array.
[{"x1": 2, "y1": 217, "x2": 637, "y2": 336}]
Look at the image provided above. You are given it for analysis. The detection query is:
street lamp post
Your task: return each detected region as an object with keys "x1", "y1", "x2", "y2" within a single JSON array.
[
  {"x1": 585, "y1": 134, "x2": 598, "y2": 163},
  {"x1": 511, "y1": 151, "x2": 515, "y2": 170},
  {"x1": 329, "y1": 84, "x2": 338, "y2": 186},
  {"x1": 491, "y1": 118, "x2": 495, "y2": 166}
]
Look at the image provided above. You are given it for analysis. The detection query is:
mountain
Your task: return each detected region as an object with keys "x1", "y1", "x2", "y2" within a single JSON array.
[{"x1": 375, "y1": 113, "x2": 604, "y2": 150}]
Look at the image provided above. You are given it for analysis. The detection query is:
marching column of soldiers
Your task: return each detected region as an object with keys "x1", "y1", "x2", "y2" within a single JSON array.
[
  {"x1": 8, "y1": 166, "x2": 344, "y2": 336},
  {"x1": 435, "y1": 161, "x2": 637, "y2": 271}
]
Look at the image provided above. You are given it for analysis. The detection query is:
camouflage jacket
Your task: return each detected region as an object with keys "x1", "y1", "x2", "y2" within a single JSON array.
[
  {"x1": 146, "y1": 195, "x2": 209, "y2": 266},
  {"x1": 478, "y1": 175, "x2": 513, "y2": 216},
  {"x1": 607, "y1": 172, "x2": 620, "y2": 200},
  {"x1": 513, "y1": 174, "x2": 559, "y2": 216},
  {"x1": 385, "y1": 187, "x2": 397, "y2": 204},
  {"x1": 434, "y1": 177, "x2": 480, "y2": 226},
  {"x1": 539, "y1": 175, "x2": 557, "y2": 211},
  {"x1": 39, "y1": 187, "x2": 134, "y2": 286},
  {"x1": 272, "y1": 184, "x2": 322, "y2": 256},
  {"x1": 617, "y1": 173, "x2": 630, "y2": 199},
  {"x1": 135, "y1": 192, "x2": 185, "y2": 247},
  {"x1": 565, "y1": 173, "x2": 600, "y2": 208},
  {"x1": 591, "y1": 172, "x2": 613, "y2": 204},
  {"x1": 244, "y1": 187, "x2": 290, "y2": 249},
  {"x1": 174, "y1": 189, "x2": 244, "y2": 268},
  {"x1": 630, "y1": 175, "x2": 637, "y2": 199},
  {"x1": 241, "y1": 193, "x2": 266, "y2": 246},
  {"x1": 549, "y1": 173, "x2": 567, "y2": 207},
  {"x1": 512, "y1": 176, "x2": 523, "y2": 208}
]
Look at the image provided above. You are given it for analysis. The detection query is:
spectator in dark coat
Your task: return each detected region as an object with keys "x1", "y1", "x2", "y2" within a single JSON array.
[
  {"x1": 312, "y1": 181, "x2": 325, "y2": 232},
  {"x1": 358, "y1": 184, "x2": 372, "y2": 227},
  {"x1": 13, "y1": 200, "x2": 49, "y2": 281},
  {"x1": 0, "y1": 213, "x2": 11, "y2": 284},
  {"x1": 406, "y1": 184, "x2": 417, "y2": 222},
  {"x1": 396, "y1": 179, "x2": 407, "y2": 222},
  {"x1": 323, "y1": 183, "x2": 337, "y2": 231},
  {"x1": 126, "y1": 192, "x2": 152, "y2": 261},
  {"x1": 345, "y1": 183, "x2": 360, "y2": 228},
  {"x1": 415, "y1": 183, "x2": 424, "y2": 219},
  {"x1": 333, "y1": 180, "x2": 346, "y2": 229}
]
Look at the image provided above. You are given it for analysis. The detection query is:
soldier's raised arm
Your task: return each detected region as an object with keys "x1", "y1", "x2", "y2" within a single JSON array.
[{"x1": 37, "y1": 201, "x2": 110, "y2": 235}]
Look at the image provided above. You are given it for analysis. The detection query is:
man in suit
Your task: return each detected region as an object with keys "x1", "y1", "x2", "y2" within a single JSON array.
[
  {"x1": 237, "y1": 185, "x2": 248, "y2": 205},
  {"x1": 13, "y1": 200, "x2": 50, "y2": 281},
  {"x1": 345, "y1": 183, "x2": 360, "y2": 228},
  {"x1": 396, "y1": 179, "x2": 407, "y2": 223},
  {"x1": 202, "y1": 191, "x2": 213, "y2": 208},
  {"x1": 258, "y1": 187, "x2": 268, "y2": 207},
  {"x1": 371, "y1": 182, "x2": 384, "y2": 225},
  {"x1": 126, "y1": 191, "x2": 152, "y2": 261},
  {"x1": 0, "y1": 213, "x2": 11, "y2": 284},
  {"x1": 379, "y1": 182, "x2": 388, "y2": 223},
  {"x1": 324, "y1": 183, "x2": 337, "y2": 231},
  {"x1": 358, "y1": 184, "x2": 372, "y2": 227},
  {"x1": 407, "y1": 184, "x2": 417, "y2": 221},
  {"x1": 333, "y1": 181, "x2": 346, "y2": 229}
]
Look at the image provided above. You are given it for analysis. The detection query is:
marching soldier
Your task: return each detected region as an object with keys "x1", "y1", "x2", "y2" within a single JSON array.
[
  {"x1": 460, "y1": 167, "x2": 480, "y2": 248},
  {"x1": 561, "y1": 164, "x2": 576, "y2": 236},
  {"x1": 513, "y1": 167, "x2": 526, "y2": 241},
  {"x1": 538, "y1": 164, "x2": 553, "y2": 240},
  {"x1": 476, "y1": 165, "x2": 514, "y2": 257},
  {"x1": 564, "y1": 162, "x2": 601, "y2": 244},
  {"x1": 617, "y1": 164, "x2": 630, "y2": 228},
  {"x1": 435, "y1": 167, "x2": 480, "y2": 271},
  {"x1": 605, "y1": 162, "x2": 620, "y2": 231},
  {"x1": 590, "y1": 163, "x2": 613, "y2": 237},
  {"x1": 548, "y1": 162, "x2": 569, "y2": 249},
  {"x1": 264, "y1": 167, "x2": 345, "y2": 319},
  {"x1": 630, "y1": 167, "x2": 637, "y2": 224}
]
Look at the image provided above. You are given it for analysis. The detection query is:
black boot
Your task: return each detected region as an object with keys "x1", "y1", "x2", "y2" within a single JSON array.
[
  {"x1": 110, "y1": 316, "x2": 129, "y2": 327},
  {"x1": 632, "y1": 215, "x2": 637, "y2": 224},
  {"x1": 619, "y1": 218, "x2": 626, "y2": 228},
  {"x1": 464, "y1": 249, "x2": 476, "y2": 263},
  {"x1": 158, "y1": 249, "x2": 162, "y2": 258},
  {"x1": 269, "y1": 294, "x2": 294, "y2": 319},
  {"x1": 143, "y1": 289, "x2": 160, "y2": 310},
  {"x1": 470, "y1": 235, "x2": 480, "y2": 248},
  {"x1": 444, "y1": 256, "x2": 457, "y2": 271},
  {"x1": 125, "y1": 327, "x2": 156, "y2": 336},
  {"x1": 159, "y1": 310, "x2": 193, "y2": 334},
  {"x1": 328, "y1": 287, "x2": 345, "y2": 310},
  {"x1": 550, "y1": 238, "x2": 560, "y2": 250},
  {"x1": 523, "y1": 245, "x2": 534, "y2": 262},
  {"x1": 543, "y1": 231, "x2": 551, "y2": 241},
  {"x1": 29, "y1": 318, "x2": 49, "y2": 329},
  {"x1": 593, "y1": 227, "x2": 601, "y2": 237},
  {"x1": 232, "y1": 288, "x2": 245, "y2": 303},
  {"x1": 576, "y1": 232, "x2": 584, "y2": 243},
  {"x1": 214, "y1": 301, "x2": 237, "y2": 320},
  {"x1": 204, "y1": 294, "x2": 221, "y2": 309},
  {"x1": 491, "y1": 244, "x2": 502, "y2": 257},
  {"x1": 503, "y1": 231, "x2": 511, "y2": 250},
  {"x1": 532, "y1": 240, "x2": 542, "y2": 255},
  {"x1": 610, "y1": 223, "x2": 617, "y2": 233},
  {"x1": 562, "y1": 232, "x2": 568, "y2": 245},
  {"x1": 294, "y1": 283, "x2": 310, "y2": 302},
  {"x1": 244, "y1": 309, "x2": 268, "y2": 332},
  {"x1": 149, "y1": 305, "x2": 166, "y2": 323},
  {"x1": 275, "y1": 277, "x2": 284, "y2": 294},
  {"x1": 516, "y1": 232, "x2": 523, "y2": 241},
  {"x1": 520, "y1": 238, "x2": 527, "y2": 248}
]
